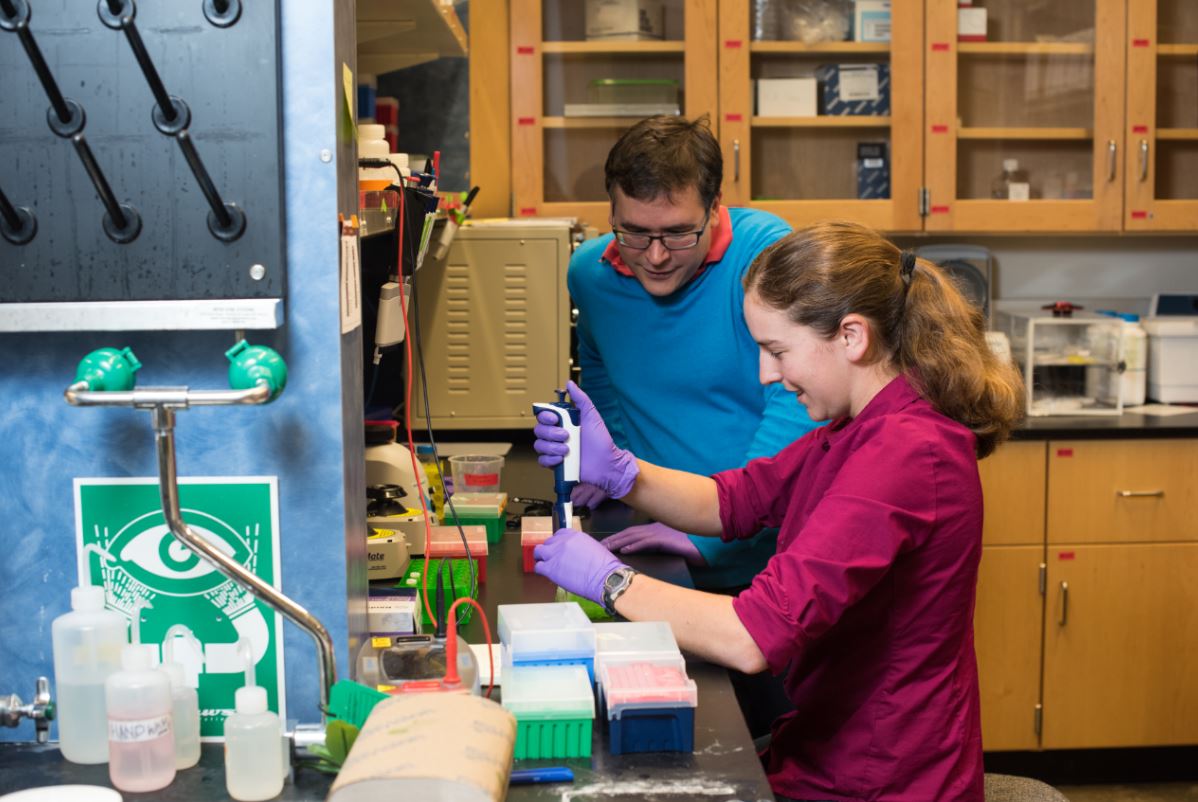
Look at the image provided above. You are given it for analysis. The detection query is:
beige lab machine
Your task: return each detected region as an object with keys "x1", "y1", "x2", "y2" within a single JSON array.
[{"x1": 413, "y1": 219, "x2": 577, "y2": 428}]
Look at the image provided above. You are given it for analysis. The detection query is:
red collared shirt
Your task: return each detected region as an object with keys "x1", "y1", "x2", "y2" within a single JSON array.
[
  {"x1": 715, "y1": 376, "x2": 985, "y2": 802},
  {"x1": 601, "y1": 205, "x2": 733, "y2": 281}
]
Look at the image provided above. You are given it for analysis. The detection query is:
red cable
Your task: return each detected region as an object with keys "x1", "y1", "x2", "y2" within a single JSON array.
[
  {"x1": 443, "y1": 597, "x2": 495, "y2": 699},
  {"x1": 392, "y1": 185, "x2": 438, "y2": 632}
]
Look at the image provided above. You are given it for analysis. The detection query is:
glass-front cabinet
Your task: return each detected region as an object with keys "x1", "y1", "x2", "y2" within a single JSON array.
[
  {"x1": 717, "y1": 1, "x2": 923, "y2": 231},
  {"x1": 510, "y1": 0, "x2": 718, "y2": 227},
  {"x1": 924, "y1": 0, "x2": 1125, "y2": 231},
  {"x1": 1125, "y1": 1, "x2": 1198, "y2": 230}
]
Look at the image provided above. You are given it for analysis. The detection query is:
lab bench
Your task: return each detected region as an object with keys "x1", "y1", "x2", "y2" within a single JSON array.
[{"x1": 0, "y1": 502, "x2": 774, "y2": 801}]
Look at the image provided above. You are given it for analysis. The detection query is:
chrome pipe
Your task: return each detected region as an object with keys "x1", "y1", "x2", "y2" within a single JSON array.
[
  {"x1": 150, "y1": 404, "x2": 336, "y2": 717},
  {"x1": 65, "y1": 382, "x2": 269, "y2": 408}
]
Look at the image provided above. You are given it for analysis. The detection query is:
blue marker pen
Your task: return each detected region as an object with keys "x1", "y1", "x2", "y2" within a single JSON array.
[{"x1": 509, "y1": 766, "x2": 575, "y2": 785}]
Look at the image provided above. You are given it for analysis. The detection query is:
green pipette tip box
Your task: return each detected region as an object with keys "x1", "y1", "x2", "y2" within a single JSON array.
[{"x1": 399, "y1": 558, "x2": 478, "y2": 629}]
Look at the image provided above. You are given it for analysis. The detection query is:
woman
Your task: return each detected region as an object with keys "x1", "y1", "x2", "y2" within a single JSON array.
[{"x1": 533, "y1": 221, "x2": 1024, "y2": 802}]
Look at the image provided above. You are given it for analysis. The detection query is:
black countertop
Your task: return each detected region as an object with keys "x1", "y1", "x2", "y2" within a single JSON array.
[{"x1": 1012, "y1": 407, "x2": 1198, "y2": 440}]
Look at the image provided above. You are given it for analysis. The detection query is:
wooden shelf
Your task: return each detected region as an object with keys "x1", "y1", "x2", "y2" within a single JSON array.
[
  {"x1": 1157, "y1": 129, "x2": 1198, "y2": 141},
  {"x1": 958, "y1": 42, "x2": 1094, "y2": 55},
  {"x1": 958, "y1": 127, "x2": 1092, "y2": 140},
  {"x1": 543, "y1": 116, "x2": 642, "y2": 129},
  {"x1": 750, "y1": 41, "x2": 890, "y2": 54},
  {"x1": 541, "y1": 41, "x2": 685, "y2": 54},
  {"x1": 356, "y1": 0, "x2": 467, "y2": 75},
  {"x1": 753, "y1": 115, "x2": 890, "y2": 128},
  {"x1": 1158, "y1": 44, "x2": 1198, "y2": 57}
]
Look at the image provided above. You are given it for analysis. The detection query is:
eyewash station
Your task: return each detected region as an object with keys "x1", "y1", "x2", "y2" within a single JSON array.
[{"x1": 0, "y1": 2, "x2": 771, "y2": 800}]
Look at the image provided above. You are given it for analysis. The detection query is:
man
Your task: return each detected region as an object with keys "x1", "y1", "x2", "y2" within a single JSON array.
[{"x1": 569, "y1": 114, "x2": 819, "y2": 592}]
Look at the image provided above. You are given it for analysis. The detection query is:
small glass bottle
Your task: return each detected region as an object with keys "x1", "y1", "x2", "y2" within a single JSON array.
[{"x1": 992, "y1": 158, "x2": 1030, "y2": 200}]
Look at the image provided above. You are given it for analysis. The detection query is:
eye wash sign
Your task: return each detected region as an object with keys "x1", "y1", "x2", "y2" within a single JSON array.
[{"x1": 74, "y1": 477, "x2": 285, "y2": 739}]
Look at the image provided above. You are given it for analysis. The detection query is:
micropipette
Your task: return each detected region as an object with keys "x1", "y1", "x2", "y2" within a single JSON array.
[{"x1": 532, "y1": 389, "x2": 580, "y2": 531}]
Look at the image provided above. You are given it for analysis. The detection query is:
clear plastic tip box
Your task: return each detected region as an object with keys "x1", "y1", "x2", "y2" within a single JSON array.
[
  {"x1": 502, "y1": 664, "x2": 595, "y2": 759},
  {"x1": 599, "y1": 657, "x2": 697, "y2": 755},
  {"x1": 996, "y1": 308, "x2": 1125, "y2": 416},
  {"x1": 498, "y1": 602, "x2": 597, "y2": 679}
]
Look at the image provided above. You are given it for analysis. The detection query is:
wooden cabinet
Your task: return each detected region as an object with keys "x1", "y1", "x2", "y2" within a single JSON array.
[
  {"x1": 923, "y1": 0, "x2": 1126, "y2": 232},
  {"x1": 714, "y1": 2, "x2": 922, "y2": 230},
  {"x1": 510, "y1": 0, "x2": 718, "y2": 226},
  {"x1": 1124, "y1": 1, "x2": 1198, "y2": 230},
  {"x1": 497, "y1": 1, "x2": 1196, "y2": 232},
  {"x1": 1042, "y1": 543, "x2": 1198, "y2": 747},
  {"x1": 976, "y1": 437, "x2": 1198, "y2": 751}
]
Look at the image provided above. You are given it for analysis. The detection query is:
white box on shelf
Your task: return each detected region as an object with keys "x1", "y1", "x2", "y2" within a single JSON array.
[
  {"x1": 756, "y1": 78, "x2": 817, "y2": 117},
  {"x1": 586, "y1": 0, "x2": 665, "y2": 41},
  {"x1": 853, "y1": 0, "x2": 891, "y2": 43},
  {"x1": 958, "y1": 7, "x2": 987, "y2": 41}
]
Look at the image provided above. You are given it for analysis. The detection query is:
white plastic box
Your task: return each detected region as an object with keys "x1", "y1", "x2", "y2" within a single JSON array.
[
  {"x1": 585, "y1": 0, "x2": 665, "y2": 41},
  {"x1": 594, "y1": 621, "x2": 680, "y2": 675},
  {"x1": 756, "y1": 78, "x2": 817, "y2": 117},
  {"x1": 1141, "y1": 318, "x2": 1198, "y2": 402}
]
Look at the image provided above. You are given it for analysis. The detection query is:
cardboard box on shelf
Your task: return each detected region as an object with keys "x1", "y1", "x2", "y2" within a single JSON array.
[
  {"x1": 857, "y1": 142, "x2": 890, "y2": 199},
  {"x1": 853, "y1": 0, "x2": 891, "y2": 43},
  {"x1": 586, "y1": 0, "x2": 665, "y2": 41},
  {"x1": 816, "y1": 63, "x2": 890, "y2": 116},
  {"x1": 958, "y1": 7, "x2": 987, "y2": 41},
  {"x1": 756, "y1": 78, "x2": 818, "y2": 117}
]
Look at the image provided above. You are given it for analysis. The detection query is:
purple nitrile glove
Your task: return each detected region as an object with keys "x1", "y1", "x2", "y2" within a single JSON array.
[
  {"x1": 601, "y1": 522, "x2": 708, "y2": 568},
  {"x1": 571, "y1": 482, "x2": 609, "y2": 510},
  {"x1": 533, "y1": 381, "x2": 639, "y2": 499},
  {"x1": 533, "y1": 527, "x2": 626, "y2": 606}
]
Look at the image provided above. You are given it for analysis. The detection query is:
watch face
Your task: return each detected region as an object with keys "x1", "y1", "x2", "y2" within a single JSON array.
[{"x1": 604, "y1": 570, "x2": 625, "y2": 591}]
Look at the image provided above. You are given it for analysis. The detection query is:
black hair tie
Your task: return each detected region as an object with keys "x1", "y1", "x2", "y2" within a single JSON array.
[{"x1": 899, "y1": 251, "x2": 917, "y2": 285}]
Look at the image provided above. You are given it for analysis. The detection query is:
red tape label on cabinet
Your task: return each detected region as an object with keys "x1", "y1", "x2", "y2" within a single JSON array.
[
  {"x1": 519, "y1": 207, "x2": 537, "y2": 217},
  {"x1": 1058, "y1": 551, "x2": 1076, "y2": 561},
  {"x1": 725, "y1": 113, "x2": 743, "y2": 122},
  {"x1": 517, "y1": 117, "x2": 536, "y2": 126},
  {"x1": 516, "y1": 46, "x2": 535, "y2": 55},
  {"x1": 931, "y1": 124, "x2": 949, "y2": 134},
  {"x1": 1132, "y1": 38, "x2": 1151, "y2": 48},
  {"x1": 1131, "y1": 210, "x2": 1149, "y2": 219},
  {"x1": 1057, "y1": 448, "x2": 1074, "y2": 457},
  {"x1": 930, "y1": 205, "x2": 951, "y2": 214},
  {"x1": 725, "y1": 39, "x2": 743, "y2": 49},
  {"x1": 931, "y1": 42, "x2": 950, "y2": 51}
]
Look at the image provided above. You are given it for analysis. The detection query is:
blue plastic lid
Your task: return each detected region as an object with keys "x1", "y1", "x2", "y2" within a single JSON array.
[
  {"x1": 1119, "y1": 313, "x2": 1140, "y2": 322},
  {"x1": 415, "y1": 444, "x2": 435, "y2": 454}
]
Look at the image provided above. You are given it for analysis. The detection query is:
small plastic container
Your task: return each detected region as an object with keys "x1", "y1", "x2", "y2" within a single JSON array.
[
  {"x1": 52, "y1": 585, "x2": 128, "y2": 765},
  {"x1": 449, "y1": 455, "x2": 505, "y2": 493},
  {"x1": 441, "y1": 492, "x2": 508, "y2": 544},
  {"x1": 224, "y1": 639, "x2": 284, "y2": 802},
  {"x1": 600, "y1": 658, "x2": 697, "y2": 755},
  {"x1": 106, "y1": 646, "x2": 176, "y2": 793},
  {"x1": 498, "y1": 603, "x2": 596, "y2": 678},
  {"x1": 587, "y1": 78, "x2": 679, "y2": 106},
  {"x1": 501, "y1": 664, "x2": 594, "y2": 760},
  {"x1": 426, "y1": 524, "x2": 489, "y2": 583},
  {"x1": 520, "y1": 515, "x2": 581, "y2": 572}
]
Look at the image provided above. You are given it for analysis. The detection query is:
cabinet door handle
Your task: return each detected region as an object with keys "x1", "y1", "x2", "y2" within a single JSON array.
[
  {"x1": 1059, "y1": 581, "x2": 1069, "y2": 627},
  {"x1": 1139, "y1": 139, "x2": 1150, "y2": 182},
  {"x1": 733, "y1": 139, "x2": 741, "y2": 183},
  {"x1": 1117, "y1": 489, "x2": 1165, "y2": 498},
  {"x1": 1107, "y1": 140, "x2": 1117, "y2": 182}
]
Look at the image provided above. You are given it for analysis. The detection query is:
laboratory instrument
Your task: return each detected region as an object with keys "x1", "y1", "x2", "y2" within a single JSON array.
[{"x1": 532, "y1": 390, "x2": 581, "y2": 531}]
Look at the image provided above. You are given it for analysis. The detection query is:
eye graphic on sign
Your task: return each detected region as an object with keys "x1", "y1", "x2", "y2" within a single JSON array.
[{"x1": 109, "y1": 509, "x2": 252, "y2": 596}]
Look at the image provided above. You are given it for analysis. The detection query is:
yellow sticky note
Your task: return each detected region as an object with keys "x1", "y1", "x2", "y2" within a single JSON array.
[{"x1": 371, "y1": 636, "x2": 392, "y2": 648}]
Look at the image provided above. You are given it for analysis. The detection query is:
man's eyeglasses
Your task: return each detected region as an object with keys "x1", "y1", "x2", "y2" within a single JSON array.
[{"x1": 612, "y1": 212, "x2": 710, "y2": 251}]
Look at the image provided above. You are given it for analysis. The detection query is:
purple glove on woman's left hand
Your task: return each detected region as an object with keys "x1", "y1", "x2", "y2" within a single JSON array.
[
  {"x1": 533, "y1": 527, "x2": 626, "y2": 606},
  {"x1": 601, "y1": 522, "x2": 708, "y2": 568}
]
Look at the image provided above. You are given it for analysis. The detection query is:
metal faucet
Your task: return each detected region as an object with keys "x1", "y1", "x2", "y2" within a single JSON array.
[
  {"x1": 63, "y1": 344, "x2": 337, "y2": 724},
  {"x1": 1, "y1": 677, "x2": 54, "y2": 743}
]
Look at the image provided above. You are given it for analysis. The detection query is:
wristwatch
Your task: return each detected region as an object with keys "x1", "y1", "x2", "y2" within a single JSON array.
[{"x1": 601, "y1": 566, "x2": 639, "y2": 616}]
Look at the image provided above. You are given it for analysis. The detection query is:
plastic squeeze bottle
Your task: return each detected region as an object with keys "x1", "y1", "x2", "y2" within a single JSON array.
[
  {"x1": 224, "y1": 637, "x2": 284, "y2": 801},
  {"x1": 105, "y1": 602, "x2": 176, "y2": 792},
  {"x1": 51, "y1": 583, "x2": 128, "y2": 764},
  {"x1": 162, "y1": 625, "x2": 202, "y2": 770}
]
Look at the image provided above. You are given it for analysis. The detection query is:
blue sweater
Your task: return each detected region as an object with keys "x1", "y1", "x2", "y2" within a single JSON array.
[{"x1": 569, "y1": 207, "x2": 820, "y2": 589}]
